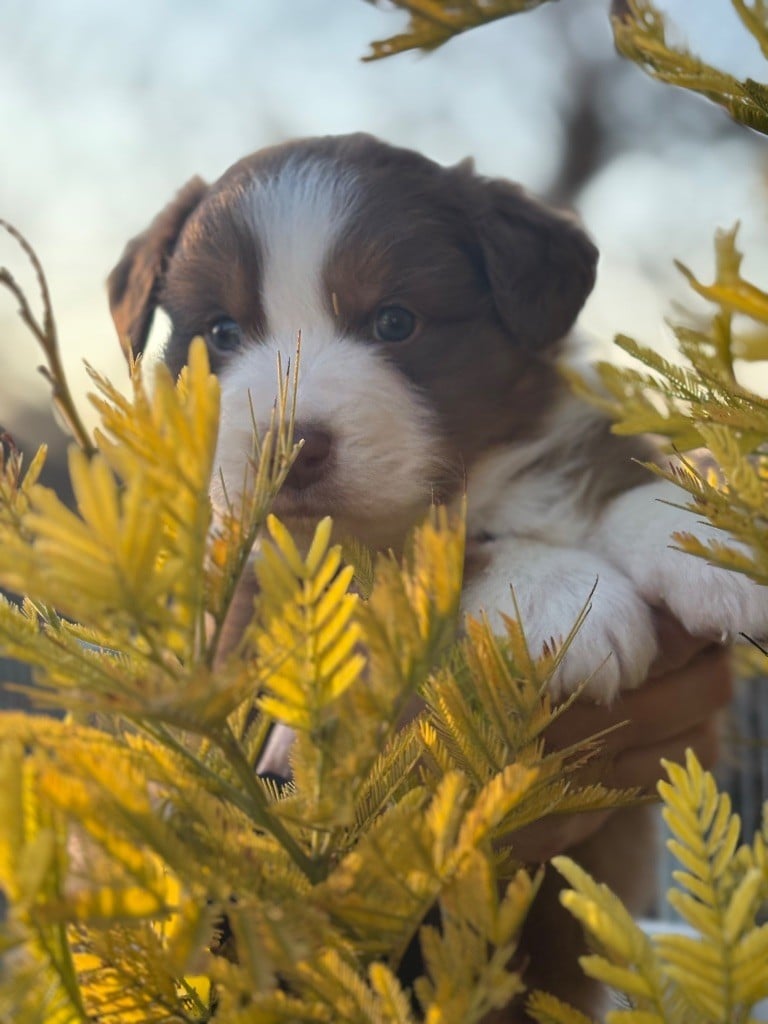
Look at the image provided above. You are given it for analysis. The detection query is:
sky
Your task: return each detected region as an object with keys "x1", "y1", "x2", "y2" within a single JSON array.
[{"x1": 1, "y1": 0, "x2": 767, "y2": 439}]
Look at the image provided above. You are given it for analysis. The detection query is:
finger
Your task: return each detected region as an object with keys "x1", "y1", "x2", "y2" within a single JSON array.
[
  {"x1": 606, "y1": 646, "x2": 733, "y2": 752},
  {"x1": 545, "y1": 646, "x2": 733, "y2": 754},
  {"x1": 500, "y1": 717, "x2": 721, "y2": 863},
  {"x1": 609, "y1": 720, "x2": 722, "y2": 793},
  {"x1": 499, "y1": 808, "x2": 615, "y2": 863},
  {"x1": 648, "y1": 608, "x2": 716, "y2": 677}
]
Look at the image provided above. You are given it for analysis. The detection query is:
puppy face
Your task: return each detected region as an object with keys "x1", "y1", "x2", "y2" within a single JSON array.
[{"x1": 108, "y1": 134, "x2": 597, "y2": 548}]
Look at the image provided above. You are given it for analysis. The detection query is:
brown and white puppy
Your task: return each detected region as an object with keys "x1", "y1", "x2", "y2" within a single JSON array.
[
  {"x1": 108, "y1": 132, "x2": 767, "y2": 699},
  {"x1": 108, "y1": 133, "x2": 767, "y2": 1016}
]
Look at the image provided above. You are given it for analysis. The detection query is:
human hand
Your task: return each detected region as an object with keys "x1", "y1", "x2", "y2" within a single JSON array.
[{"x1": 502, "y1": 611, "x2": 734, "y2": 862}]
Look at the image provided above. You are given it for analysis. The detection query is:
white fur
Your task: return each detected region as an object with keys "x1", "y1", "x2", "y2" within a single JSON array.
[
  {"x1": 463, "y1": 397, "x2": 660, "y2": 702},
  {"x1": 211, "y1": 158, "x2": 443, "y2": 549},
  {"x1": 245, "y1": 158, "x2": 358, "y2": 340},
  {"x1": 590, "y1": 480, "x2": 768, "y2": 641},
  {"x1": 464, "y1": 453, "x2": 768, "y2": 702},
  {"x1": 466, "y1": 398, "x2": 600, "y2": 548},
  {"x1": 213, "y1": 337, "x2": 442, "y2": 546},
  {"x1": 461, "y1": 538, "x2": 658, "y2": 702}
]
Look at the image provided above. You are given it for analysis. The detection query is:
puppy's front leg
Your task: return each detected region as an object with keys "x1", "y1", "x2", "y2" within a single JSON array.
[
  {"x1": 591, "y1": 480, "x2": 768, "y2": 641},
  {"x1": 462, "y1": 537, "x2": 658, "y2": 702}
]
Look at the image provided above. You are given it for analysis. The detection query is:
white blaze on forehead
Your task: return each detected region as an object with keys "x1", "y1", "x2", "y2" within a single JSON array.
[
  {"x1": 213, "y1": 154, "x2": 444, "y2": 547},
  {"x1": 243, "y1": 156, "x2": 360, "y2": 342}
]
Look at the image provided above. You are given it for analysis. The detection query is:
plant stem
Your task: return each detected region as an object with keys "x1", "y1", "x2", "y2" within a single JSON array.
[
  {"x1": 0, "y1": 220, "x2": 96, "y2": 457},
  {"x1": 216, "y1": 724, "x2": 322, "y2": 883}
]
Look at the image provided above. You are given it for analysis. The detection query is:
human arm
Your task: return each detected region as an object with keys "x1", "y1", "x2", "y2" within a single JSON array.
[{"x1": 502, "y1": 611, "x2": 733, "y2": 862}]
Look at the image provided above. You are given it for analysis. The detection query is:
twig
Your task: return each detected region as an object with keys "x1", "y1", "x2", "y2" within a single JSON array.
[
  {"x1": 0, "y1": 220, "x2": 96, "y2": 456},
  {"x1": 740, "y1": 631, "x2": 768, "y2": 658},
  {"x1": 217, "y1": 723, "x2": 322, "y2": 881}
]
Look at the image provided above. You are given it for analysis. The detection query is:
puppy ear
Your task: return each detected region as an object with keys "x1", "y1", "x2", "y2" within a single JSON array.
[
  {"x1": 107, "y1": 176, "x2": 208, "y2": 361},
  {"x1": 472, "y1": 176, "x2": 598, "y2": 350}
]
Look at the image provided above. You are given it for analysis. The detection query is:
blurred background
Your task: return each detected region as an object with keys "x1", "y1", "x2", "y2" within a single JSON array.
[
  {"x1": 2, "y1": 0, "x2": 766, "y2": 449},
  {"x1": 1, "y1": 0, "x2": 767, "y2": 854}
]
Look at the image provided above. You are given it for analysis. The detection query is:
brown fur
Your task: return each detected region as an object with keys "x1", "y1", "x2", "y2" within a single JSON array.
[{"x1": 108, "y1": 176, "x2": 208, "y2": 361}]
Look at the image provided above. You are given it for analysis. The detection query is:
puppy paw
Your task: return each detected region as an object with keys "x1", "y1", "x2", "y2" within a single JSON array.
[
  {"x1": 594, "y1": 484, "x2": 768, "y2": 643},
  {"x1": 462, "y1": 539, "x2": 658, "y2": 703},
  {"x1": 635, "y1": 542, "x2": 768, "y2": 642},
  {"x1": 544, "y1": 588, "x2": 658, "y2": 703}
]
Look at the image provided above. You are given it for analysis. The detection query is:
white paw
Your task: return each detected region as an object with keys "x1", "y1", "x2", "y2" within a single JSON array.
[
  {"x1": 543, "y1": 589, "x2": 657, "y2": 703},
  {"x1": 594, "y1": 483, "x2": 768, "y2": 642},
  {"x1": 631, "y1": 541, "x2": 768, "y2": 642},
  {"x1": 462, "y1": 540, "x2": 658, "y2": 703}
]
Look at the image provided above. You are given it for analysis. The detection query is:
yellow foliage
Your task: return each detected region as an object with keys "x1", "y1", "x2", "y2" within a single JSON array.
[
  {"x1": 5, "y1": 219, "x2": 765, "y2": 1023},
  {"x1": 534, "y1": 752, "x2": 768, "y2": 1024},
  {"x1": 254, "y1": 514, "x2": 365, "y2": 731},
  {"x1": 566, "y1": 225, "x2": 768, "y2": 598},
  {"x1": 362, "y1": 0, "x2": 557, "y2": 62},
  {"x1": 0, "y1": 339, "x2": 630, "y2": 1022},
  {"x1": 612, "y1": 0, "x2": 768, "y2": 137},
  {"x1": 365, "y1": 0, "x2": 768, "y2": 144}
]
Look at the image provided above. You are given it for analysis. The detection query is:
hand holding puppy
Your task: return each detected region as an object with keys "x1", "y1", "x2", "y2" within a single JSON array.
[{"x1": 504, "y1": 611, "x2": 733, "y2": 862}]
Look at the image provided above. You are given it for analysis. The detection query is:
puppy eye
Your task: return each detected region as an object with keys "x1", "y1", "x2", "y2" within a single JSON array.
[
  {"x1": 206, "y1": 317, "x2": 243, "y2": 353},
  {"x1": 373, "y1": 305, "x2": 417, "y2": 343}
]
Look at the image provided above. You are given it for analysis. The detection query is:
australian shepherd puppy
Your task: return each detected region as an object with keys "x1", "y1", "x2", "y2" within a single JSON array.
[{"x1": 107, "y1": 133, "x2": 767, "y2": 1018}]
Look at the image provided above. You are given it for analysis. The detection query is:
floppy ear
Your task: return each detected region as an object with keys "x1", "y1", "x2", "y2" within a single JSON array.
[
  {"x1": 471, "y1": 176, "x2": 598, "y2": 350},
  {"x1": 107, "y1": 176, "x2": 208, "y2": 362}
]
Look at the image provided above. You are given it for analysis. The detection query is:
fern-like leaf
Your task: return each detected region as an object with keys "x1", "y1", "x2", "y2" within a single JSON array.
[
  {"x1": 363, "y1": 0, "x2": 557, "y2": 61},
  {"x1": 613, "y1": 0, "x2": 768, "y2": 136},
  {"x1": 255, "y1": 514, "x2": 364, "y2": 732}
]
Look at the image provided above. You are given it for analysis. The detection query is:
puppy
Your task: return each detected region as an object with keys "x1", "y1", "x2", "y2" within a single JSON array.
[{"x1": 107, "y1": 133, "x2": 767, "y2": 1017}]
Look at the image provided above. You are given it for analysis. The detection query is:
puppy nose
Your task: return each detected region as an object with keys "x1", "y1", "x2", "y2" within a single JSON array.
[{"x1": 285, "y1": 426, "x2": 333, "y2": 490}]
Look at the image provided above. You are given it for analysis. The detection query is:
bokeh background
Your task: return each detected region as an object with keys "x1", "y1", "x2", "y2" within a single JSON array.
[{"x1": 2, "y1": 0, "x2": 766, "y2": 457}]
